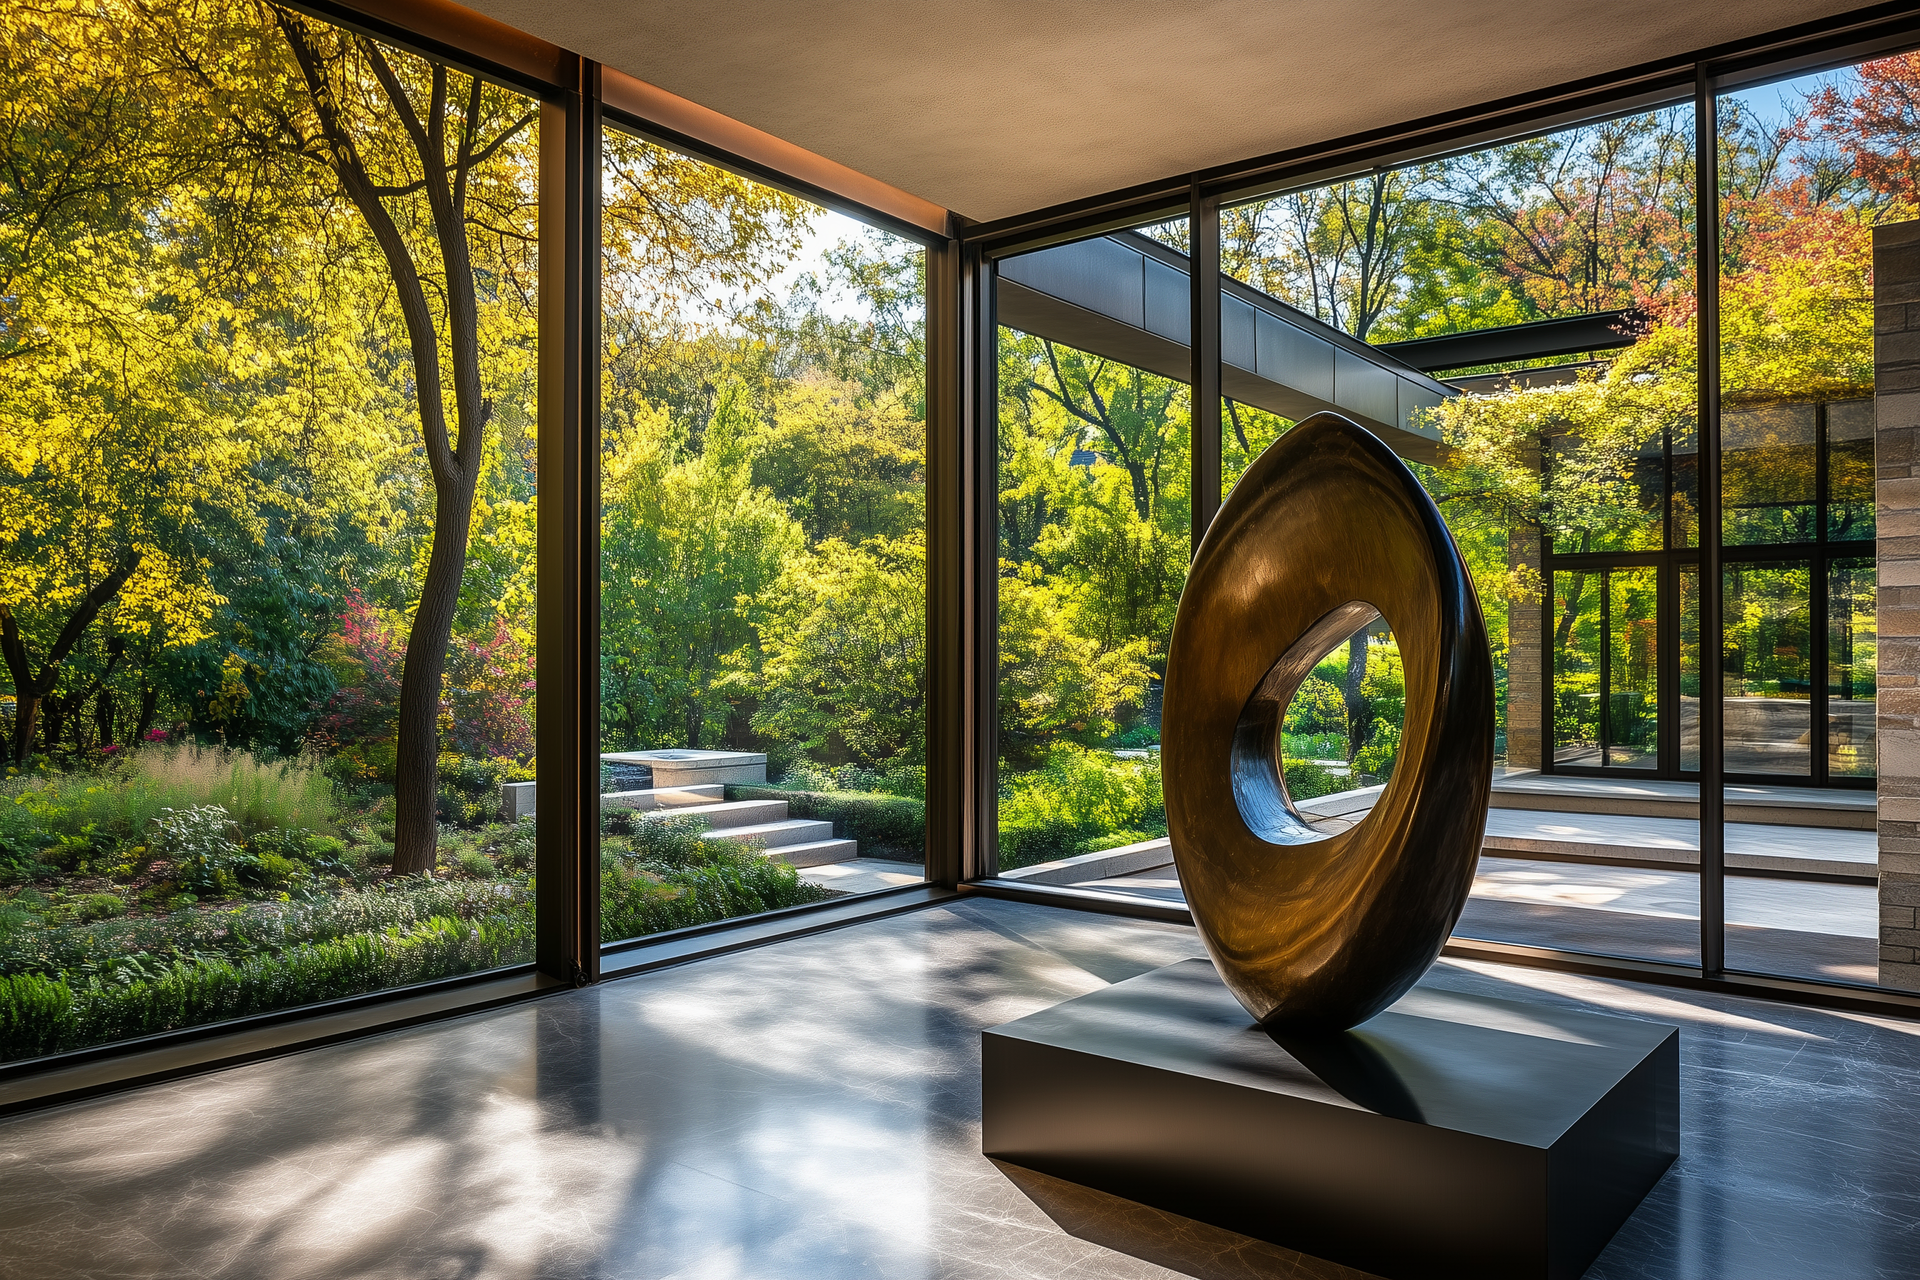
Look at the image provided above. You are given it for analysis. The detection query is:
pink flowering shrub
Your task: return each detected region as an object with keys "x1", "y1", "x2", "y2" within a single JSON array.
[
  {"x1": 316, "y1": 591, "x2": 407, "y2": 779},
  {"x1": 317, "y1": 593, "x2": 533, "y2": 779},
  {"x1": 443, "y1": 619, "x2": 535, "y2": 759}
]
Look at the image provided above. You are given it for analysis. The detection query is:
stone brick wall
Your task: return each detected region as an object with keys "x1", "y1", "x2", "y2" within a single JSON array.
[
  {"x1": 1875, "y1": 220, "x2": 1920, "y2": 989},
  {"x1": 1506, "y1": 523, "x2": 1544, "y2": 771}
]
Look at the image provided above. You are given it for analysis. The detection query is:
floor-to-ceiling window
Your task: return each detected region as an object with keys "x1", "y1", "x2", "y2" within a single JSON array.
[
  {"x1": 596, "y1": 123, "x2": 929, "y2": 944},
  {"x1": 1, "y1": 2, "x2": 541, "y2": 1062},
  {"x1": 989, "y1": 222, "x2": 1190, "y2": 888},
  {"x1": 1712, "y1": 58, "x2": 1897, "y2": 984},
  {"x1": 1209, "y1": 105, "x2": 1707, "y2": 966}
]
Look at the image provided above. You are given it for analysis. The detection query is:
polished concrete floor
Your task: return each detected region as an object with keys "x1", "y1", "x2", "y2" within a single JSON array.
[
  {"x1": 1088, "y1": 856, "x2": 1880, "y2": 986},
  {"x1": 4, "y1": 897, "x2": 1920, "y2": 1279}
]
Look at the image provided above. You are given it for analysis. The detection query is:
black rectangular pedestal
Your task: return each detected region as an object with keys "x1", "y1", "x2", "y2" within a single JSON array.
[{"x1": 983, "y1": 959, "x2": 1677, "y2": 1280}]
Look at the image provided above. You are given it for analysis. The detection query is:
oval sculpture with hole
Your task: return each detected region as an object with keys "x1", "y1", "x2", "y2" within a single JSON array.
[{"x1": 1163, "y1": 412, "x2": 1495, "y2": 1032}]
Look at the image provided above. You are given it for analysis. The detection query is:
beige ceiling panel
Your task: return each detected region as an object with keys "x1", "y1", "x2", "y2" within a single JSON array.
[{"x1": 458, "y1": 0, "x2": 1871, "y2": 222}]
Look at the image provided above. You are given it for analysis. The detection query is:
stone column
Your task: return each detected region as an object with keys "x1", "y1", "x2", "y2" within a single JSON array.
[
  {"x1": 1506, "y1": 523, "x2": 1544, "y2": 771},
  {"x1": 1875, "y1": 221, "x2": 1920, "y2": 989}
]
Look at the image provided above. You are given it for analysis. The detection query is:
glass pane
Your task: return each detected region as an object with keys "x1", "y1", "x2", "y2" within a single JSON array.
[
  {"x1": 1605, "y1": 568, "x2": 1659, "y2": 768},
  {"x1": 1680, "y1": 566, "x2": 1701, "y2": 772},
  {"x1": 1827, "y1": 399, "x2": 1876, "y2": 542},
  {"x1": 1224, "y1": 398, "x2": 1291, "y2": 497},
  {"x1": 1723, "y1": 562, "x2": 1812, "y2": 776},
  {"x1": 1722, "y1": 403, "x2": 1818, "y2": 546},
  {"x1": 598, "y1": 128, "x2": 928, "y2": 940},
  {"x1": 1712, "y1": 51, "x2": 1907, "y2": 990},
  {"x1": 994, "y1": 220, "x2": 1188, "y2": 883},
  {"x1": 1217, "y1": 107, "x2": 1705, "y2": 964},
  {"x1": 0, "y1": 11, "x2": 538, "y2": 1063},
  {"x1": 1671, "y1": 418, "x2": 1700, "y2": 549},
  {"x1": 1552, "y1": 570, "x2": 1602, "y2": 765},
  {"x1": 1829, "y1": 557, "x2": 1877, "y2": 778}
]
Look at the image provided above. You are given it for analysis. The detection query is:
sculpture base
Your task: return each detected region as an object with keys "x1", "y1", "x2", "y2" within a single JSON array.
[{"x1": 982, "y1": 959, "x2": 1677, "y2": 1280}]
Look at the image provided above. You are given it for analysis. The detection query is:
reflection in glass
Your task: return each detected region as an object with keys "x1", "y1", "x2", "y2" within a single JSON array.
[
  {"x1": 1671, "y1": 418, "x2": 1699, "y2": 549},
  {"x1": 1723, "y1": 563, "x2": 1812, "y2": 775},
  {"x1": 1606, "y1": 568, "x2": 1659, "y2": 768},
  {"x1": 1830, "y1": 558, "x2": 1877, "y2": 778},
  {"x1": 1722, "y1": 403, "x2": 1818, "y2": 546},
  {"x1": 1585, "y1": 432, "x2": 1666, "y2": 553},
  {"x1": 1552, "y1": 570, "x2": 1601, "y2": 765},
  {"x1": 1680, "y1": 566, "x2": 1700, "y2": 773},
  {"x1": 1828, "y1": 399, "x2": 1875, "y2": 542}
]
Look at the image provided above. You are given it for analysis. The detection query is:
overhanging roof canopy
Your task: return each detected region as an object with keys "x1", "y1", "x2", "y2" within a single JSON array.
[
  {"x1": 998, "y1": 232, "x2": 1452, "y2": 462},
  {"x1": 459, "y1": 0, "x2": 1869, "y2": 224}
]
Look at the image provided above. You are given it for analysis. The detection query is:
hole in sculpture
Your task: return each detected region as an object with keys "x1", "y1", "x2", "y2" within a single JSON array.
[{"x1": 1232, "y1": 603, "x2": 1404, "y2": 845}]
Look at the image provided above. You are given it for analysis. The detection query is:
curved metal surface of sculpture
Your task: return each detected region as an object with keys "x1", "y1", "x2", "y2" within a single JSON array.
[{"x1": 1163, "y1": 412, "x2": 1494, "y2": 1032}]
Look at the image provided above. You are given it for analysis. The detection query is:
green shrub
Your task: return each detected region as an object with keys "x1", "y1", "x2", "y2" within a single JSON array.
[
  {"x1": 454, "y1": 850, "x2": 495, "y2": 878},
  {"x1": 0, "y1": 909, "x2": 534, "y2": 1060},
  {"x1": 600, "y1": 835, "x2": 832, "y2": 944},
  {"x1": 493, "y1": 819, "x2": 536, "y2": 873},
  {"x1": 1076, "y1": 829, "x2": 1159, "y2": 855},
  {"x1": 150, "y1": 805, "x2": 247, "y2": 896},
  {"x1": 0, "y1": 801, "x2": 50, "y2": 882},
  {"x1": 436, "y1": 755, "x2": 528, "y2": 828},
  {"x1": 774, "y1": 760, "x2": 924, "y2": 799},
  {"x1": 1283, "y1": 760, "x2": 1346, "y2": 801},
  {"x1": 996, "y1": 746, "x2": 1165, "y2": 870},
  {"x1": 0, "y1": 973, "x2": 71, "y2": 1060},
  {"x1": 727, "y1": 786, "x2": 925, "y2": 861},
  {"x1": 78, "y1": 894, "x2": 126, "y2": 923},
  {"x1": 1354, "y1": 720, "x2": 1402, "y2": 782},
  {"x1": 247, "y1": 853, "x2": 308, "y2": 890}
]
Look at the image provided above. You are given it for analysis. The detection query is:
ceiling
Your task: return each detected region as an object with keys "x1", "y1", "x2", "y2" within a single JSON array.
[{"x1": 461, "y1": 0, "x2": 1872, "y2": 224}]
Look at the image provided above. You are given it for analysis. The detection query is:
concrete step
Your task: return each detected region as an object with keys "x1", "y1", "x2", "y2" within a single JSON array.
[
  {"x1": 1490, "y1": 770, "x2": 1872, "y2": 830},
  {"x1": 768, "y1": 838, "x2": 860, "y2": 868},
  {"x1": 647, "y1": 799, "x2": 792, "y2": 829},
  {"x1": 601, "y1": 785, "x2": 725, "y2": 811},
  {"x1": 1481, "y1": 809, "x2": 1877, "y2": 879},
  {"x1": 698, "y1": 818, "x2": 834, "y2": 849}
]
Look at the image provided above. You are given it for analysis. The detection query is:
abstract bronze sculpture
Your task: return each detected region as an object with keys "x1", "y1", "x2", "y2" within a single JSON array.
[{"x1": 1162, "y1": 412, "x2": 1495, "y2": 1031}]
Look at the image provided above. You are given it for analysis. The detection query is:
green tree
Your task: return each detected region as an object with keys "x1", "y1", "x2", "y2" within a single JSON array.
[
  {"x1": 599, "y1": 391, "x2": 799, "y2": 752},
  {"x1": 753, "y1": 536, "x2": 925, "y2": 769}
]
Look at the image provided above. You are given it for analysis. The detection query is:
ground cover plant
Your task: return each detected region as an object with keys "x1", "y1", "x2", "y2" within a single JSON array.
[{"x1": 0, "y1": 747, "x2": 843, "y2": 1059}]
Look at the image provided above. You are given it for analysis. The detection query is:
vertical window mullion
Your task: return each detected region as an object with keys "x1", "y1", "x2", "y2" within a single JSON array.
[
  {"x1": 1190, "y1": 181, "x2": 1222, "y2": 549},
  {"x1": 536, "y1": 59, "x2": 601, "y2": 985},
  {"x1": 1600, "y1": 572, "x2": 1612, "y2": 767},
  {"x1": 1814, "y1": 403, "x2": 1831, "y2": 785},
  {"x1": 1696, "y1": 66, "x2": 1727, "y2": 977}
]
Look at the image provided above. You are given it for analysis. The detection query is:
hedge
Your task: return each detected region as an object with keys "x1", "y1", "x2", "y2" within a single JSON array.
[
  {"x1": 726, "y1": 786, "x2": 925, "y2": 862},
  {"x1": 0, "y1": 910, "x2": 530, "y2": 1061}
]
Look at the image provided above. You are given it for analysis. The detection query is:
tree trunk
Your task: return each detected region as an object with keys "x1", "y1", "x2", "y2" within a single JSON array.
[
  {"x1": 0, "y1": 553, "x2": 139, "y2": 765},
  {"x1": 390, "y1": 484, "x2": 475, "y2": 875},
  {"x1": 94, "y1": 687, "x2": 114, "y2": 750},
  {"x1": 275, "y1": 21, "x2": 528, "y2": 876},
  {"x1": 1344, "y1": 630, "x2": 1369, "y2": 762},
  {"x1": 8, "y1": 692, "x2": 38, "y2": 767},
  {"x1": 42, "y1": 694, "x2": 68, "y2": 758},
  {"x1": 133, "y1": 682, "x2": 160, "y2": 747}
]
